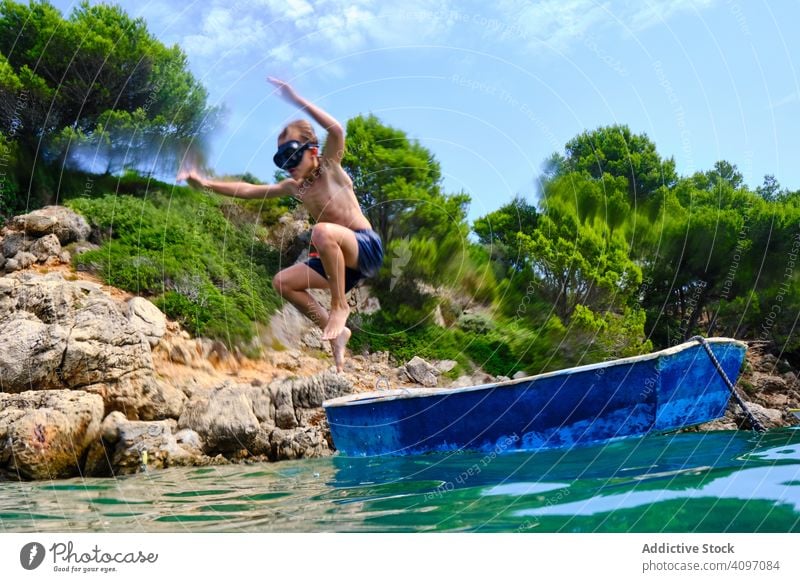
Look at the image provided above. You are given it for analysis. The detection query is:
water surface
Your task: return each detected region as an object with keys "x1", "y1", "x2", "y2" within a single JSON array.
[{"x1": 2, "y1": 429, "x2": 799, "y2": 532}]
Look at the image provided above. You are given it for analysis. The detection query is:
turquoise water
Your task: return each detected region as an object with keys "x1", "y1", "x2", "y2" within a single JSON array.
[{"x1": 2, "y1": 429, "x2": 800, "y2": 532}]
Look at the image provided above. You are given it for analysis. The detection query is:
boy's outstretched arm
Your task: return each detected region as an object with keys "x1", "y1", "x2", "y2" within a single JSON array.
[
  {"x1": 268, "y1": 77, "x2": 344, "y2": 163},
  {"x1": 177, "y1": 168, "x2": 296, "y2": 199}
]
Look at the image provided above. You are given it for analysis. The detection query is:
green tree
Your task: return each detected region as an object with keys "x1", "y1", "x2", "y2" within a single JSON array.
[
  {"x1": 756, "y1": 174, "x2": 782, "y2": 201},
  {"x1": 505, "y1": 172, "x2": 643, "y2": 322},
  {"x1": 342, "y1": 114, "x2": 471, "y2": 293},
  {"x1": 561, "y1": 124, "x2": 678, "y2": 199},
  {"x1": 342, "y1": 114, "x2": 442, "y2": 245},
  {"x1": 517, "y1": 210, "x2": 641, "y2": 322},
  {"x1": 707, "y1": 160, "x2": 744, "y2": 190},
  {"x1": 0, "y1": 0, "x2": 216, "y2": 206},
  {"x1": 0, "y1": 131, "x2": 18, "y2": 216},
  {"x1": 640, "y1": 180, "x2": 758, "y2": 343},
  {"x1": 473, "y1": 195, "x2": 538, "y2": 272}
]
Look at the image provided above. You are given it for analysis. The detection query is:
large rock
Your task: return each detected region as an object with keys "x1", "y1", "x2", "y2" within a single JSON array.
[
  {"x1": 0, "y1": 314, "x2": 69, "y2": 390},
  {"x1": 127, "y1": 297, "x2": 167, "y2": 347},
  {"x1": 62, "y1": 292, "x2": 154, "y2": 385},
  {"x1": 0, "y1": 271, "x2": 182, "y2": 420},
  {"x1": 82, "y1": 371, "x2": 186, "y2": 421},
  {"x1": 29, "y1": 233, "x2": 62, "y2": 263},
  {"x1": 9, "y1": 205, "x2": 91, "y2": 244},
  {"x1": 0, "y1": 390, "x2": 104, "y2": 480},
  {"x1": 289, "y1": 371, "x2": 352, "y2": 407},
  {"x1": 2, "y1": 257, "x2": 20, "y2": 272},
  {"x1": 751, "y1": 371, "x2": 788, "y2": 394},
  {"x1": 348, "y1": 284, "x2": 381, "y2": 315},
  {"x1": 10, "y1": 251, "x2": 35, "y2": 270},
  {"x1": 434, "y1": 360, "x2": 458, "y2": 374},
  {"x1": 1, "y1": 231, "x2": 29, "y2": 258},
  {"x1": 178, "y1": 383, "x2": 264, "y2": 454},
  {"x1": 449, "y1": 370, "x2": 495, "y2": 388},
  {"x1": 265, "y1": 210, "x2": 311, "y2": 263},
  {"x1": 178, "y1": 373, "x2": 353, "y2": 459},
  {"x1": 735, "y1": 402, "x2": 784, "y2": 430},
  {"x1": 85, "y1": 415, "x2": 200, "y2": 476},
  {"x1": 2, "y1": 207, "x2": 89, "y2": 273},
  {"x1": 692, "y1": 408, "x2": 739, "y2": 431},
  {"x1": 449, "y1": 375, "x2": 472, "y2": 388},
  {"x1": 265, "y1": 302, "x2": 319, "y2": 351},
  {"x1": 404, "y1": 356, "x2": 438, "y2": 387},
  {"x1": 268, "y1": 426, "x2": 330, "y2": 460},
  {"x1": 272, "y1": 381, "x2": 298, "y2": 429}
]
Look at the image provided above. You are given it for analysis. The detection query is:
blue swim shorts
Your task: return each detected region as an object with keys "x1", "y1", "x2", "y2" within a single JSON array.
[{"x1": 305, "y1": 229, "x2": 384, "y2": 292}]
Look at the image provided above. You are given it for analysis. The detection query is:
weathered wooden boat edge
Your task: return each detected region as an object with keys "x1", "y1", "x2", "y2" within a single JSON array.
[
  {"x1": 323, "y1": 337, "x2": 747, "y2": 409},
  {"x1": 323, "y1": 338, "x2": 748, "y2": 457}
]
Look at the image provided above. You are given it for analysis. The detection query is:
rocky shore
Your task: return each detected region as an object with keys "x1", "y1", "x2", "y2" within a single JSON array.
[
  {"x1": 0, "y1": 206, "x2": 797, "y2": 481},
  {"x1": 694, "y1": 346, "x2": 800, "y2": 432}
]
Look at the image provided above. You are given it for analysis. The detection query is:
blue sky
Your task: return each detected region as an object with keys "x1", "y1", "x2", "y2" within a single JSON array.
[{"x1": 51, "y1": 0, "x2": 800, "y2": 221}]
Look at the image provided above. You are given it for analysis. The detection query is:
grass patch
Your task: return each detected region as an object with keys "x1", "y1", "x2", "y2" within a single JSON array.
[{"x1": 65, "y1": 180, "x2": 281, "y2": 347}]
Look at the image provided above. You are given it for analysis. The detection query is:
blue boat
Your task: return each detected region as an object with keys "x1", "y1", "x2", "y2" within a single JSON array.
[{"x1": 323, "y1": 337, "x2": 748, "y2": 456}]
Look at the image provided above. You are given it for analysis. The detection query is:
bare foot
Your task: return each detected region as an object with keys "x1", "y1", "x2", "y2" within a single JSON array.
[
  {"x1": 331, "y1": 326, "x2": 351, "y2": 372},
  {"x1": 323, "y1": 305, "x2": 350, "y2": 340}
]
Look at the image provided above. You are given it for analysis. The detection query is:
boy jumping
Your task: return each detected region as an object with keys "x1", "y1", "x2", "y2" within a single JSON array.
[{"x1": 178, "y1": 77, "x2": 383, "y2": 372}]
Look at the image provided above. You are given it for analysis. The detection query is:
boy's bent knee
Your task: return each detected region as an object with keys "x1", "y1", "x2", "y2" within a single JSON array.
[
  {"x1": 272, "y1": 272, "x2": 289, "y2": 296},
  {"x1": 311, "y1": 223, "x2": 334, "y2": 248}
]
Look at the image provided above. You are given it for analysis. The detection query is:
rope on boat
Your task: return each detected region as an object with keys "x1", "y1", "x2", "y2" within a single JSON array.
[{"x1": 690, "y1": 335, "x2": 766, "y2": 432}]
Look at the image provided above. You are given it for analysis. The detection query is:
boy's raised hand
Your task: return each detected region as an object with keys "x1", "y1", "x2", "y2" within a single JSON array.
[
  {"x1": 176, "y1": 165, "x2": 205, "y2": 191},
  {"x1": 268, "y1": 76, "x2": 301, "y2": 104}
]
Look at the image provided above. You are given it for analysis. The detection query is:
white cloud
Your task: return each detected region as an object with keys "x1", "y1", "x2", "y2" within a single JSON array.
[
  {"x1": 627, "y1": 0, "x2": 717, "y2": 31},
  {"x1": 178, "y1": 1, "x2": 371, "y2": 72},
  {"x1": 182, "y1": 7, "x2": 268, "y2": 59},
  {"x1": 493, "y1": 0, "x2": 720, "y2": 52},
  {"x1": 285, "y1": 0, "x2": 315, "y2": 18},
  {"x1": 168, "y1": 0, "x2": 461, "y2": 87},
  {"x1": 54, "y1": 0, "x2": 722, "y2": 67},
  {"x1": 769, "y1": 91, "x2": 799, "y2": 110},
  {"x1": 70, "y1": 0, "x2": 719, "y2": 95},
  {"x1": 267, "y1": 44, "x2": 294, "y2": 64},
  {"x1": 249, "y1": 0, "x2": 314, "y2": 21},
  {"x1": 497, "y1": 0, "x2": 610, "y2": 52}
]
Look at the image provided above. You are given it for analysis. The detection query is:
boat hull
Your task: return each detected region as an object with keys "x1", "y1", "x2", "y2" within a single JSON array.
[{"x1": 324, "y1": 338, "x2": 747, "y2": 456}]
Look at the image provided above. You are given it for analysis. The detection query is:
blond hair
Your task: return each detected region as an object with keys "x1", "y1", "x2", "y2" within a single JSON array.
[{"x1": 279, "y1": 119, "x2": 318, "y2": 144}]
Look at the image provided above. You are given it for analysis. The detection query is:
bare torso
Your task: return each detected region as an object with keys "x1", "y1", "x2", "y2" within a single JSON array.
[{"x1": 290, "y1": 160, "x2": 372, "y2": 231}]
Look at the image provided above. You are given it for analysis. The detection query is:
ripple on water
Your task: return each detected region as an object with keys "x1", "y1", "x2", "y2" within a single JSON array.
[{"x1": 0, "y1": 429, "x2": 799, "y2": 532}]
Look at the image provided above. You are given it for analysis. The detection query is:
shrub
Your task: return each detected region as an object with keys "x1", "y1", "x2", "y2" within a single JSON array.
[{"x1": 66, "y1": 185, "x2": 280, "y2": 347}]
